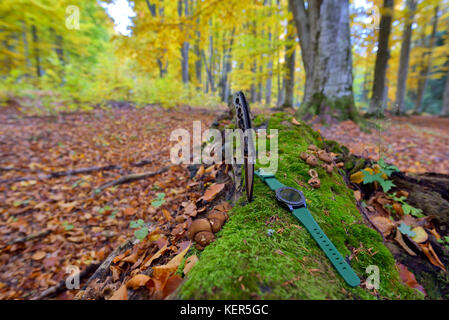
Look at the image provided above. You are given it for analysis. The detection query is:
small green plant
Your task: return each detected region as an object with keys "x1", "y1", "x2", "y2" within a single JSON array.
[
  {"x1": 62, "y1": 221, "x2": 74, "y2": 231},
  {"x1": 389, "y1": 193, "x2": 424, "y2": 218},
  {"x1": 151, "y1": 193, "x2": 166, "y2": 208},
  {"x1": 130, "y1": 219, "x2": 148, "y2": 241},
  {"x1": 361, "y1": 158, "x2": 399, "y2": 193}
]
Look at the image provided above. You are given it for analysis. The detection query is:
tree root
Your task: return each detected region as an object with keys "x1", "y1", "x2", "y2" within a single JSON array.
[{"x1": 1, "y1": 230, "x2": 51, "y2": 250}]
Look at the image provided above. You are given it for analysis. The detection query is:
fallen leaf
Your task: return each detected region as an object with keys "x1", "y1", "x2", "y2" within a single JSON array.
[
  {"x1": 163, "y1": 275, "x2": 183, "y2": 298},
  {"x1": 162, "y1": 208, "x2": 173, "y2": 221},
  {"x1": 32, "y1": 251, "x2": 46, "y2": 261},
  {"x1": 142, "y1": 243, "x2": 168, "y2": 269},
  {"x1": 123, "y1": 207, "x2": 136, "y2": 216},
  {"x1": 419, "y1": 242, "x2": 446, "y2": 271},
  {"x1": 201, "y1": 183, "x2": 225, "y2": 202},
  {"x1": 183, "y1": 255, "x2": 198, "y2": 275},
  {"x1": 396, "y1": 263, "x2": 426, "y2": 296},
  {"x1": 411, "y1": 227, "x2": 428, "y2": 243},
  {"x1": 371, "y1": 216, "x2": 395, "y2": 237},
  {"x1": 354, "y1": 190, "x2": 362, "y2": 201},
  {"x1": 394, "y1": 230, "x2": 416, "y2": 256},
  {"x1": 350, "y1": 171, "x2": 364, "y2": 184},
  {"x1": 152, "y1": 242, "x2": 191, "y2": 277},
  {"x1": 109, "y1": 284, "x2": 128, "y2": 300},
  {"x1": 126, "y1": 274, "x2": 151, "y2": 289}
]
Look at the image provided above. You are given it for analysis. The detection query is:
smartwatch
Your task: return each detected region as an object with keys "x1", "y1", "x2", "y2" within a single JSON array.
[{"x1": 255, "y1": 169, "x2": 360, "y2": 287}]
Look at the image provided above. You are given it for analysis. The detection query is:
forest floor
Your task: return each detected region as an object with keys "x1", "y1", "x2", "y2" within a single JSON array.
[
  {"x1": 312, "y1": 115, "x2": 449, "y2": 174},
  {"x1": 0, "y1": 105, "x2": 216, "y2": 299},
  {"x1": 0, "y1": 105, "x2": 448, "y2": 299}
]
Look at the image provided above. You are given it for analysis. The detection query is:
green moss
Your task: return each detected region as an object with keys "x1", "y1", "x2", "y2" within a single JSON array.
[{"x1": 178, "y1": 113, "x2": 421, "y2": 300}]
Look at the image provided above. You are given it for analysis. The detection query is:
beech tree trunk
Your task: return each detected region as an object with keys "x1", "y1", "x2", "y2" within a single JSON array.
[
  {"x1": 31, "y1": 25, "x2": 42, "y2": 78},
  {"x1": 395, "y1": 0, "x2": 416, "y2": 115},
  {"x1": 368, "y1": 0, "x2": 394, "y2": 116},
  {"x1": 280, "y1": 0, "x2": 296, "y2": 109},
  {"x1": 178, "y1": 0, "x2": 190, "y2": 84},
  {"x1": 442, "y1": 72, "x2": 449, "y2": 116},
  {"x1": 290, "y1": 0, "x2": 357, "y2": 122},
  {"x1": 414, "y1": 5, "x2": 440, "y2": 114}
]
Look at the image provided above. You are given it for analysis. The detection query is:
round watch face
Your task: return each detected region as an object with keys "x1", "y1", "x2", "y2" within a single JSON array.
[{"x1": 275, "y1": 187, "x2": 305, "y2": 206}]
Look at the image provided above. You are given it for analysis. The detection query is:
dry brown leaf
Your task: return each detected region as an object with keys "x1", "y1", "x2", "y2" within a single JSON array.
[
  {"x1": 126, "y1": 274, "x2": 151, "y2": 289},
  {"x1": 142, "y1": 243, "x2": 168, "y2": 269},
  {"x1": 392, "y1": 202, "x2": 404, "y2": 216},
  {"x1": 183, "y1": 255, "x2": 198, "y2": 275},
  {"x1": 354, "y1": 190, "x2": 362, "y2": 201},
  {"x1": 109, "y1": 284, "x2": 128, "y2": 300},
  {"x1": 163, "y1": 275, "x2": 183, "y2": 298},
  {"x1": 396, "y1": 263, "x2": 426, "y2": 296},
  {"x1": 123, "y1": 207, "x2": 136, "y2": 216},
  {"x1": 394, "y1": 230, "x2": 416, "y2": 256},
  {"x1": 152, "y1": 242, "x2": 191, "y2": 278},
  {"x1": 201, "y1": 183, "x2": 225, "y2": 202},
  {"x1": 32, "y1": 251, "x2": 46, "y2": 261},
  {"x1": 419, "y1": 242, "x2": 446, "y2": 271},
  {"x1": 162, "y1": 208, "x2": 173, "y2": 221},
  {"x1": 371, "y1": 216, "x2": 395, "y2": 237}
]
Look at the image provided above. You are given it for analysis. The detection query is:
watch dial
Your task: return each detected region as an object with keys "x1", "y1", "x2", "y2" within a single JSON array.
[{"x1": 279, "y1": 188, "x2": 303, "y2": 203}]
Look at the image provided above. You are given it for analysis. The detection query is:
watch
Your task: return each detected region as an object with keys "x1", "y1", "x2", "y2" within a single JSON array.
[{"x1": 255, "y1": 169, "x2": 360, "y2": 287}]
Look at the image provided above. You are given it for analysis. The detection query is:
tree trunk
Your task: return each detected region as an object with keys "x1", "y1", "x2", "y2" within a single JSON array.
[
  {"x1": 414, "y1": 5, "x2": 440, "y2": 114},
  {"x1": 368, "y1": 0, "x2": 394, "y2": 116},
  {"x1": 281, "y1": 1, "x2": 296, "y2": 109},
  {"x1": 31, "y1": 25, "x2": 42, "y2": 78},
  {"x1": 146, "y1": 0, "x2": 167, "y2": 78},
  {"x1": 290, "y1": 0, "x2": 357, "y2": 122},
  {"x1": 395, "y1": 0, "x2": 416, "y2": 115},
  {"x1": 178, "y1": 0, "x2": 190, "y2": 84},
  {"x1": 441, "y1": 72, "x2": 449, "y2": 116}
]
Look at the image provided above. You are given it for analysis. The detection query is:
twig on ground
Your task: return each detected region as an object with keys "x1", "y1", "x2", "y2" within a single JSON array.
[
  {"x1": 0, "y1": 153, "x2": 165, "y2": 184},
  {"x1": 1, "y1": 229, "x2": 51, "y2": 250},
  {"x1": 96, "y1": 166, "x2": 170, "y2": 192},
  {"x1": 32, "y1": 263, "x2": 101, "y2": 300}
]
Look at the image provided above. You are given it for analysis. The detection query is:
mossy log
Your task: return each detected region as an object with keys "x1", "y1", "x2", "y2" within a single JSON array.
[
  {"x1": 177, "y1": 113, "x2": 421, "y2": 300},
  {"x1": 81, "y1": 111, "x2": 448, "y2": 300}
]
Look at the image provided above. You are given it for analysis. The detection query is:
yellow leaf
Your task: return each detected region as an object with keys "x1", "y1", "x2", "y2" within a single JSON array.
[
  {"x1": 411, "y1": 227, "x2": 428, "y2": 243},
  {"x1": 350, "y1": 171, "x2": 364, "y2": 184}
]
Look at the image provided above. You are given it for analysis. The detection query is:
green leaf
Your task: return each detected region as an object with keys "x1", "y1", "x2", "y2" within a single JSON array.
[
  {"x1": 378, "y1": 158, "x2": 399, "y2": 177},
  {"x1": 402, "y1": 203, "x2": 424, "y2": 218},
  {"x1": 398, "y1": 223, "x2": 416, "y2": 237},
  {"x1": 444, "y1": 236, "x2": 449, "y2": 244},
  {"x1": 134, "y1": 227, "x2": 148, "y2": 241},
  {"x1": 152, "y1": 193, "x2": 166, "y2": 207},
  {"x1": 130, "y1": 219, "x2": 145, "y2": 228},
  {"x1": 362, "y1": 170, "x2": 395, "y2": 192},
  {"x1": 378, "y1": 179, "x2": 395, "y2": 193},
  {"x1": 62, "y1": 222, "x2": 74, "y2": 231}
]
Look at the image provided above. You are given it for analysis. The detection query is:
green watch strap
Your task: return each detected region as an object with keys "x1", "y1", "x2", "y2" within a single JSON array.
[
  {"x1": 254, "y1": 170, "x2": 286, "y2": 191},
  {"x1": 293, "y1": 207, "x2": 360, "y2": 287}
]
